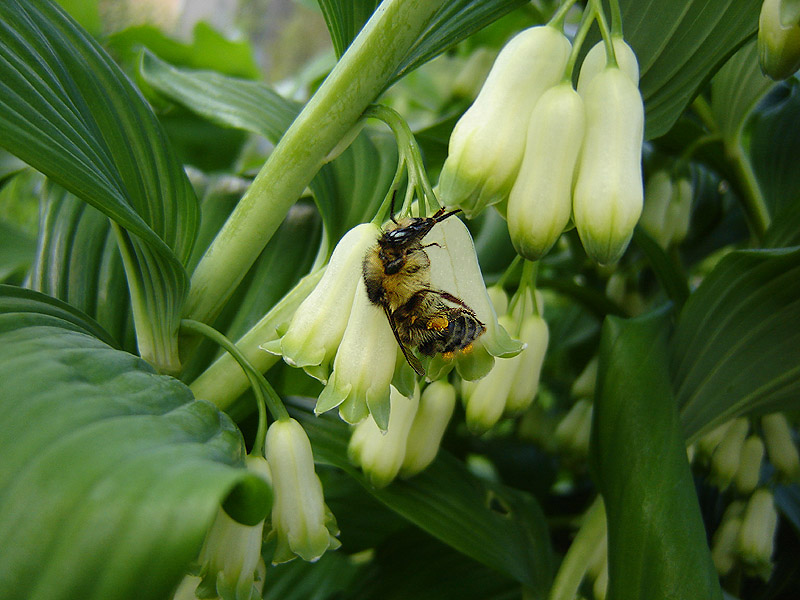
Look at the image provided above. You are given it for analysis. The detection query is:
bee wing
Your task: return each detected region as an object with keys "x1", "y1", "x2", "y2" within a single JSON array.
[
  {"x1": 424, "y1": 288, "x2": 479, "y2": 318},
  {"x1": 383, "y1": 305, "x2": 425, "y2": 377}
]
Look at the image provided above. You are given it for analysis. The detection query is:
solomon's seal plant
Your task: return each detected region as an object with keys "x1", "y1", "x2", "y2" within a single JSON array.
[{"x1": 1, "y1": 0, "x2": 798, "y2": 599}]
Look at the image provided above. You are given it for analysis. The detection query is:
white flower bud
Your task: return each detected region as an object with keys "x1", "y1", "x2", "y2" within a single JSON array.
[
  {"x1": 696, "y1": 420, "x2": 734, "y2": 460},
  {"x1": 571, "y1": 356, "x2": 598, "y2": 399},
  {"x1": 577, "y1": 37, "x2": 640, "y2": 93},
  {"x1": 710, "y1": 417, "x2": 749, "y2": 489},
  {"x1": 669, "y1": 177, "x2": 693, "y2": 244},
  {"x1": 193, "y1": 456, "x2": 271, "y2": 600},
  {"x1": 349, "y1": 385, "x2": 420, "y2": 488},
  {"x1": 758, "y1": 0, "x2": 800, "y2": 80},
  {"x1": 316, "y1": 277, "x2": 397, "y2": 428},
  {"x1": 505, "y1": 313, "x2": 549, "y2": 413},
  {"x1": 438, "y1": 25, "x2": 571, "y2": 217},
  {"x1": 508, "y1": 82, "x2": 585, "y2": 260},
  {"x1": 265, "y1": 419, "x2": 338, "y2": 563},
  {"x1": 264, "y1": 223, "x2": 381, "y2": 382},
  {"x1": 737, "y1": 489, "x2": 778, "y2": 580},
  {"x1": 573, "y1": 66, "x2": 644, "y2": 265},
  {"x1": 761, "y1": 412, "x2": 800, "y2": 481},
  {"x1": 554, "y1": 398, "x2": 593, "y2": 458},
  {"x1": 401, "y1": 380, "x2": 457, "y2": 478},
  {"x1": 734, "y1": 436, "x2": 765, "y2": 495},
  {"x1": 711, "y1": 501, "x2": 745, "y2": 576},
  {"x1": 640, "y1": 170, "x2": 674, "y2": 248}
]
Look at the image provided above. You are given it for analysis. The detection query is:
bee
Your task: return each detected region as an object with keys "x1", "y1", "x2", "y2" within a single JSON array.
[{"x1": 362, "y1": 205, "x2": 486, "y2": 376}]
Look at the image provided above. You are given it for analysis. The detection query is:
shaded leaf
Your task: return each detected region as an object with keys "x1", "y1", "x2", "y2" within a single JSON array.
[
  {"x1": 291, "y1": 401, "x2": 554, "y2": 594},
  {"x1": 592, "y1": 311, "x2": 722, "y2": 600},
  {"x1": 619, "y1": 0, "x2": 762, "y2": 138},
  {"x1": 27, "y1": 183, "x2": 134, "y2": 349},
  {"x1": 316, "y1": 0, "x2": 381, "y2": 58},
  {"x1": 0, "y1": 0, "x2": 198, "y2": 371},
  {"x1": 0, "y1": 286, "x2": 270, "y2": 600},
  {"x1": 672, "y1": 247, "x2": 800, "y2": 439},
  {"x1": 0, "y1": 221, "x2": 35, "y2": 284}
]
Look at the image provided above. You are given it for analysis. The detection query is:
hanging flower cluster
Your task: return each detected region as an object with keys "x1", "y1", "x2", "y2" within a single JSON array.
[{"x1": 440, "y1": 13, "x2": 645, "y2": 265}]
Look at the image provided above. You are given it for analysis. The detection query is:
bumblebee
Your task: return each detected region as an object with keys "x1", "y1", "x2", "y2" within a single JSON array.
[{"x1": 362, "y1": 206, "x2": 486, "y2": 376}]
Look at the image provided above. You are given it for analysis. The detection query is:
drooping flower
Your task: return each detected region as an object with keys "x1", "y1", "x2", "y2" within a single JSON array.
[
  {"x1": 262, "y1": 223, "x2": 380, "y2": 382},
  {"x1": 424, "y1": 215, "x2": 523, "y2": 381},
  {"x1": 315, "y1": 277, "x2": 398, "y2": 429},
  {"x1": 265, "y1": 418, "x2": 339, "y2": 564},
  {"x1": 438, "y1": 25, "x2": 572, "y2": 217},
  {"x1": 400, "y1": 380, "x2": 457, "y2": 478},
  {"x1": 348, "y1": 385, "x2": 420, "y2": 488},
  {"x1": 758, "y1": 0, "x2": 800, "y2": 80},
  {"x1": 737, "y1": 489, "x2": 778, "y2": 580},
  {"x1": 190, "y1": 456, "x2": 272, "y2": 600}
]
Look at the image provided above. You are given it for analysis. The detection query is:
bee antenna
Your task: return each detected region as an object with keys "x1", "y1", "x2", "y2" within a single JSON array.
[
  {"x1": 433, "y1": 208, "x2": 462, "y2": 223},
  {"x1": 389, "y1": 190, "x2": 399, "y2": 225}
]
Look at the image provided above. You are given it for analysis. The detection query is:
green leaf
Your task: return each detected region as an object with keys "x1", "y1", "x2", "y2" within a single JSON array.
[
  {"x1": 0, "y1": 220, "x2": 35, "y2": 284},
  {"x1": 619, "y1": 0, "x2": 762, "y2": 138},
  {"x1": 139, "y1": 51, "x2": 398, "y2": 244},
  {"x1": 0, "y1": 286, "x2": 270, "y2": 600},
  {"x1": 591, "y1": 311, "x2": 723, "y2": 600},
  {"x1": 711, "y1": 40, "x2": 775, "y2": 147},
  {"x1": 316, "y1": 0, "x2": 381, "y2": 58},
  {"x1": 292, "y1": 402, "x2": 554, "y2": 594},
  {"x1": 749, "y1": 80, "x2": 800, "y2": 239},
  {"x1": 108, "y1": 21, "x2": 261, "y2": 79},
  {"x1": 27, "y1": 183, "x2": 135, "y2": 350},
  {"x1": 671, "y1": 247, "x2": 800, "y2": 440},
  {"x1": 0, "y1": 0, "x2": 198, "y2": 372}
]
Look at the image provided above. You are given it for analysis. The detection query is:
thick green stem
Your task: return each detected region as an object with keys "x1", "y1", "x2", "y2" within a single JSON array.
[
  {"x1": 589, "y1": 0, "x2": 617, "y2": 68},
  {"x1": 563, "y1": 4, "x2": 596, "y2": 83},
  {"x1": 725, "y1": 142, "x2": 770, "y2": 240},
  {"x1": 184, "y1": 0, "x2": 447, "y2": 324},
  {"x1": 189, "y1": 268, "x2": 324, "y2": 410}
]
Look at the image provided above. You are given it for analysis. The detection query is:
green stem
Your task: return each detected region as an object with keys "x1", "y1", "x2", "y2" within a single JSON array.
[
  {"x1": 563, "y1": 4, "x2": 597, "y2": 82},
  {"x1": 181, "y1": 319, "x2": 288, "y2": 455},
  {"x1": 549, "y1": 497, "x2": 607, "y2": 600},
  {"x1": 189, "y1": 268, "x2": 324, "y2": 410},
  {"x1": 609, "y1": 0, "x2": 623, "y2": 37},
  {"x1": 726, "y1": 142, "x2": 770, "y2": 240},
  {"x1": 548, "y1": 0, "x2": 580, "y2": 29},
  {"x1": 496, "y1": 255, "x2": 523, "y2": 289},
  {"x1": 184, "y1": 0, "x2": 448, "y2": 325},
  {"x1": 589, "y1": 0, "x2": 617, "y2": 67}
]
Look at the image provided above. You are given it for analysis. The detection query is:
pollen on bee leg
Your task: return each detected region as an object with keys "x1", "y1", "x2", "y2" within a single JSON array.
[
  {"x1": 461, "y1": 343, "x2": 474, "y2": 354},
  {"x1": 441, "y1": 351, "x2": 454, "y2": 360},
  {"x1": 427, "y1": 316, "x2": 449, "y2": 331}
]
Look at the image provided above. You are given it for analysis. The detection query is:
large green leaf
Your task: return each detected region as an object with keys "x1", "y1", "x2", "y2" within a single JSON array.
[
  {"x1": 749, "y1": 79, "x2": 800, "y2": 243},
  {"x1": 619, "y1": 0, "x2": 761, "y2": 138},
  {"x1": 0, "y1": 0, "x2": 198, "y2": 372},
  {"x1": 0, "y1": 285, "x2": 270, "y2": 600},
  {"x1": 0, "y1": 220, "x2": 35, "y2": 284},
  {"x1": 139, "y1": 51, "x2": 397, "y2": 244},
  {"x1": 27, "y1": 183, "x2": 135, "y2": 350},
  {"x1": 292, "y1": 401, "x2": 554, "y2": 595},
  {"x1": 671, "y1": 247, "x2": 800, "y2": 439},
  {"x1": 591, "y1": 311, "x2": 722, "y2": 600}
]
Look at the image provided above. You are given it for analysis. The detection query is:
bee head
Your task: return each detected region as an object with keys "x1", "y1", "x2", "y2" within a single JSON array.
[{"x1": 380, "y1": 208, "x2": 462, "y2": 249}]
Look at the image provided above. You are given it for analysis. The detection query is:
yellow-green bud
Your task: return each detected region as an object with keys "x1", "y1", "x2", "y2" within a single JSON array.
[
  {"x1": 505, "y1": 314, "x2": 549, "y2": 413},
  {"x1": 452, "y1": 47, "x2": 496, "y2": 99},
  {"x1": 761, "y1": 412, "x2": 800, "y2": 481},
  {"x1": 758, "y1": 0, "x2": 800, "y2": 80},
  {"x1": 554, "y1": 398, "x2": 593, "y2": 458},
  {"x1": 696, "y1": 420, "x2": 734, "y2": 459},
  {"x1": 737, "y1": 489, "x2": 778, "y2": 580},
  {"x1": 639, "y1": 170, "x2": 674, "y2": 247},
  {"x1": 400, "y1": 380, "x2": 457, "y2": 478},
  {"x1": 577, "y1": 37, "x2": 640, "y2": 94},
  {"x1": 348, "y1": 385, "x2": 420, "y2": 488},
  {"x1": 573, "y1": 66, "x2": 644, "y2": 264},
  {"x1": 593, "y1": 560, "x2": 609, "y2": 600},
  {"x1": 711, "y1": 501, "x2": 745, "y2": 576},
  {"x1": 507, "y1": 83, "x2": 585, "y2": 260},
  {"x1": 266, "y1": 418, "x2": 338, "y2": 563},
  {"x1": 486, "y1": 285, "x2": 509, "y2": 317},
  {"x1": 669, "y1": 177, "x2": 693, "y2": 244},
  {"x1": 438, "y1": 25, "x2": 571, "y2": 217},
  {"x1": 710, "y1": 417, "x2": 749, "y2": 489},
  {"x1": 735, "y1": 436, "x2": 765, "y2": 495},
  {"x1": 571, "y1": 356, "x2": 598, "y2": 399}
]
